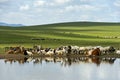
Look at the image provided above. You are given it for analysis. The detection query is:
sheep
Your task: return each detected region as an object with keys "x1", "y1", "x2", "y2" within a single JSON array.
[
  {"x1": 37, "y1": 49, "x2": 47, "y2": 55},
  {"x1": 55, "y1": 49, "x2": 65, "y2": 55},
  {"x1": 71, "y1": 46, "x2": 80, "y2": 54},
  {"x1": 100, "y1": 46, "x2": 116, "y2": 54},
  {"x1": 116, "y1": 50, "x2": 120, "y2": 54},
  {"x1": 24, "y1": 50, "x2": 33, "y2": 56},
  {"x1": 45, "y1": 49, "x2": 55, "y2": 56}
]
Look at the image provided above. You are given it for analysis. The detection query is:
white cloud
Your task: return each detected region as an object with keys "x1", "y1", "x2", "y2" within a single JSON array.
[
  {"x1": 20, "y1": 4, "x2": 30, "y2": 11},
  {"x1": 0, "y1": 0, "x2": 120, "y2": 25},
  {"x1": 1, "y1": 12, "x2": 35, "y2": 25},
  {"x1": 47, "y1": 0, "x2": 72, "y2": 6},
  {"x1": 65, "y1": 5, "x2": 74, "y2": 11},
  {"x1": 0, "y1": 0, "x2": 9, "y2": 3},
  {"x1": 65, "y1": 5, "x2": 99, "y2": 12},
  {"x1": 110, "y1": 12, "x2": 120, "y2": 17},
  {"x1": 0, "y1": 9, "x2": 2, "y2": 12},
  {"x1": 114, "y1": 0, "x2": 120, "y2": 7},
  {"x1": 79, "y1": 15, "x2": 90, "y2": 20},
  {"x1": 34, "y1": 0, "x2": 45, "y2": 7},
  {"x1": 80, "y1": 0, "x2": 94, "y2": 2},
  {"x1": 55, "y1": 0, "x2": 71, "y2": 4},
  {"x1": 47, "y1": 2, "x2": 55, "y2": 6}
]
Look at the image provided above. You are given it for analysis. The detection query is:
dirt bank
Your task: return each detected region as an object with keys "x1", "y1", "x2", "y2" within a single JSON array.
[{"x1": 0, "y1": 54, "x2": 120, "y2": 59}]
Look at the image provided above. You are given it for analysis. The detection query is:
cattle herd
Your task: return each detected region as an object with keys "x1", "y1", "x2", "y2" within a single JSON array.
[{"x1": 5, "y1": 45, "x2": 120, "y2": 56}]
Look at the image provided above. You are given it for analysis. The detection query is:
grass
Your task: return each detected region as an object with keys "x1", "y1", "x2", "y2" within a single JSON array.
[{"x1": 0, "y1": 22, "x2": 120, "y2": 52}]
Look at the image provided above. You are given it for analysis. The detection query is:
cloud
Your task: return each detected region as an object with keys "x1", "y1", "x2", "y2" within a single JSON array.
[
  {"x1": 80, "y1": 0, "x2": 94, "y2": 2},
  {"x1": 1, "y1": 12, "x2": 35, "y2": 25},
  {"x1": 65, "y1": 4, "x2": 99, "y2": 12},
  {"x1": 34, "y1": 0, "x2": 45, "y2": 7},
  {"x1": 47, "y1": 0, "x2": 72, "y2": 6},
  {"x1": 0, "y1": 9, "x2": 2, "y2": 12},
  {"x1": 20, "y1": 4, "x2": 30, "y2": 11},
  {"x1": 54, "y1": 0, "x2": 71, "y2": 4},
  {"x1": 110, "y1": 12, "x2": 120, "y2": 17},
  {"x1": 0, "y1": 0, "x2": 120, "y2": 25},
  {"x1": 114, "y1": 0, "x2": 120, "y2": 7},
  {"x1": 0, "y1": 0, "x2": 9, "y2": 3},
  {"x1": 79, "y1": 15, "x2": 90, "y2": 20}
]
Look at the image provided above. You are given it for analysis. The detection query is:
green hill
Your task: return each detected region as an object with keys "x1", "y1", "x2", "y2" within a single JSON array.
[{"x1": 0, "y1": 22, "x2": 120, "y2": 49}]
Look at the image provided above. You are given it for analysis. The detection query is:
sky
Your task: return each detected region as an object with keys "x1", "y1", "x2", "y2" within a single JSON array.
[{"x1": 0, "y1": 0, "x2": 120, "y2": 25}]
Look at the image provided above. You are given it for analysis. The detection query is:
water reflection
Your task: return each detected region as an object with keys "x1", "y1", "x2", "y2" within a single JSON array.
[
  {"x1": 0, "y1": 57, "x2": 120, "y2": 80},
  {"x1": 4, "y1": 57, "x2": 116, "y2": 66}
]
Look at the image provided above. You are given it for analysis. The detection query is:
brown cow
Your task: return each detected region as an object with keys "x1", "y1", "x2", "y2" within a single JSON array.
[
  {"x1": 6, "y1": 50, "x2": 14, "y2": 54},
  {"x1": 85, "y1": 48, "x2": 101, "y2": 56},
  {"x1": 92, "y1": 48, "x2": 101, "y2": 56}
]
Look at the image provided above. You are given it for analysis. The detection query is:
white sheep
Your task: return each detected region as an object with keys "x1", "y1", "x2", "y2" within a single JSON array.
[
  {"x1": 45, "y1": 49, "x2": 55, "y2": 56},
  {"x1": 26, "y1": 51, "x2": 33, "y2": 56},
  {"x1": 116, "y1": 50, "x2": 120, "y2": 54}
]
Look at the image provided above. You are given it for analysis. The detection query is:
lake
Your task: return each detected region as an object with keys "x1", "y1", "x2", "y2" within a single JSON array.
[{"x1": 0, "y1": 57, "x2": 120, "y2": 80}]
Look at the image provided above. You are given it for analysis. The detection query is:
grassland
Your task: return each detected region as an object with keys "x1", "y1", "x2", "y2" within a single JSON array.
[{"x1": 0, "y1": 22, "x2": 120, "y2": 52}]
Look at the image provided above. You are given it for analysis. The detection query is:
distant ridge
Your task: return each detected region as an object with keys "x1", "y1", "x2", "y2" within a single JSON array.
[
  {"x1": 30, "y1": 21, "x2": 120, "y2": 27},
  {"x1": 0, "y1": 21, "x2": 120, "y2": 27},
  {"x1": 0, "y1": 22, "x2": 24, "y2": 27}
]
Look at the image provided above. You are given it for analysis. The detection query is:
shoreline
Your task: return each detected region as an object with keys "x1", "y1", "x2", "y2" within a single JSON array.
[{"x1": 0, "y1": 54, "x2": 120, "y2": 59}]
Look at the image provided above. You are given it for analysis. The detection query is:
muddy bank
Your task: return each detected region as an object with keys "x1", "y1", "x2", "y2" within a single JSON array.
[
  {"x1": 0, "y1": 54, "x2": 120, "y2": 59},
  {"x1": 0, "y1": 54, "x2": 25, "y2": 59}
]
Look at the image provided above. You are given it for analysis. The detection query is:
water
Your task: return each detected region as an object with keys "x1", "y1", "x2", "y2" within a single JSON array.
[{"x1": 0, "y1": 57, "x2": 120, "y2": 80}]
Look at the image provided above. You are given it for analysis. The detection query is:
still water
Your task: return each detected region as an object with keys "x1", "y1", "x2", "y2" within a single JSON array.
[{"x1": 0, "y1": 57, "x2": 120, "y2": 80}]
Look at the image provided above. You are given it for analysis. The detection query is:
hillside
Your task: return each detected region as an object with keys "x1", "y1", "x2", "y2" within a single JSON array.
[
  {"x1": 0, "y1": 22, "x2": 120, "y2": 49},
  {"x1": 25, "y1": 22, "x2": 120, "y2": 27}
]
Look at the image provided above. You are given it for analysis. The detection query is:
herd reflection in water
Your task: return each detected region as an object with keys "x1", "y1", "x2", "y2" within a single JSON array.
[{"x1": 4, "y1": 56, "x2": 116, "y2": 66}]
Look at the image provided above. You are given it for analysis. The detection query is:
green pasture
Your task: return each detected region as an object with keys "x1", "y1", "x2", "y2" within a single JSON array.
[{"x1": 0, "y1": 22, "x2": 120, "y2": 52}]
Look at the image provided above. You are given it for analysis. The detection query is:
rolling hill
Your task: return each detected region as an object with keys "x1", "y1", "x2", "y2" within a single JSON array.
[{"x1": 0, "y1": 22, "x2": 120, "y2": 49}]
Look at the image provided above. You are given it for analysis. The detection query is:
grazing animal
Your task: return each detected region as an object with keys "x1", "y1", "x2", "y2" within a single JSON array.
[
  {"x1": 101, "y1": 46, "x2": 115, "y2": 54},
  {"x1": 85, "y1": 48, "x2": 101, "y2": 56},
  {"x1": 6, "y1": 46, "x2": 25, "y2": 54},
  {"x1": 108, "y1": 46, "x2": 116, "y2": 53},
  {"x1": 79, "y1": 47, "x2": 86, "y2": 54},
  {"x1": 26, "y1": 51, "x2": 33, "y2": 56},
  {"x1": 55, "y1": 47, "x2": 68, "y2": 56},
  {"x1": 24, "y1": 50, "x2": 33, "y2": 56},
  {"x1": 116, "y1": 50, "x2": 120, "y2": 54},
  {"x1": 6, "y1": 50, "x2": 14, "y2": 54},
  {"x1": 79, "y1": 46, "x2": 93, "y2": 54},
  {"x1": 33, "y1": 45, "x2": 42, "y2": 53},
  {"x1": 45, "y1": 49, "x2": 55, "y2": 56},
  {"x1": 92, "y1": 48, "x2": 101, "y2": 56},
  {"x1": 55, "y1": 49, "x2": 64, "y2": 55},
  {"x1": 37, "y1": 49, "x2": 47, "y2": 55},
  {"x1": 71, "y1": 46, "x2": 79, "y2": 54}
]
